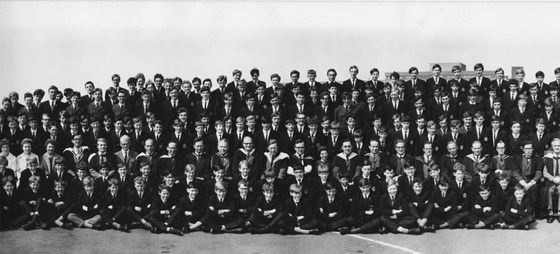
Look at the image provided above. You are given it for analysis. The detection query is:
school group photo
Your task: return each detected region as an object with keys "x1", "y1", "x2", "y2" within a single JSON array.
[{"x1": 2, "y1": 62, "x2": 559, "y2": 241}]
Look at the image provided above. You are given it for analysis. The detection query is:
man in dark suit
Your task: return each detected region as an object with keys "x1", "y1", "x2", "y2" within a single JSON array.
[
  {"x1": 38, "y1": 86, "x2": 62, "y2": 119},
  {"x1": 425, "y1": 64, "x2": 447, "y2": 99},
  {"x1": 468, "y1": 63, "x2": 492, "y2": 97},
  {"x1": 341, "y1": 65, "x2": 366, "y2": 97},
  {"x1": 404, "y1": 67, "x2": 427, "y2": 101},
  {"x1": 383, "y1": 88, "x2": 407, "y2": 130}
]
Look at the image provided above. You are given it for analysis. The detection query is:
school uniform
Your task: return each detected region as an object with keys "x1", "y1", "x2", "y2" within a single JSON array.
[
  {"x1": 202, "y1": 194, "x2": 244, "y2": 230},
  {"x1": 172, "y1": 194, "x2": 207, "y2": 230},
  {"x1": 407, "y1": 190, "x2": 434, "y2": 223},
  {"x1": 429, "y1": 190, "x2": 466, "y2": 228},
  {"x1": 278, "y1": 196, "x2": 318, "y2": 233},
  {"x1": 502, "y1": 196, "x2": 535, "y2": 228},
  {"x1": 100, "y1": 190, "x2": 128, "y2": 227},
  {"x1": 449, "y1": 178, "x2": 472, "y2": 212},
  {"x1": 45, "y1": 189, "x2": 74, "y2": 226},
  {"x1": 148, "y1": 197, "x2": 180, "y2": 231},
  {"x1": 465, "y1": 194, "x2": 500, "y2": 227},
  {"x1": 379, "y1": 193, "x2": 417, "y2": 233},
  {"x1": 344, "y1": 191, "x2": 382, "y2": 233},
  {"x1": 68, "y1": 190, "x2": 102, "y2": 227},
  {"x1": 125, "y1": 189, "x2": 154, "y2": 226},
  {"x1": 315, "y1": 194, "x2": 347, "y2": 231},
  {"x1": 249, "y1": 194, "x2": 284, "y2": 232},
  {"x1": 232, "y1": 192, "x2": 256, "y2": 222}
]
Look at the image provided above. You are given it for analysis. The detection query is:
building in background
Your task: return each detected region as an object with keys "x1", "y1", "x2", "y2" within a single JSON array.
[{"x1": 385, "y1": 62, "x2": 521, "y2": 81}]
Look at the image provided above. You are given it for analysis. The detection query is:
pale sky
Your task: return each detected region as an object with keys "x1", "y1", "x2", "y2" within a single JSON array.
[{"x1": 1, "y1": 1, "x2": 559, "y2": 98}]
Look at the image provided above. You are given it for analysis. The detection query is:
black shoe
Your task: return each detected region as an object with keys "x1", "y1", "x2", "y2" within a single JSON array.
[
  {"x1": 407, "y1": 228, "x2": 422, "y2": 235},
  {"x1": 168, "y1": 228, "x2": 183, "y2": 236},
  {"x1": 423, "y1": 225, "x2": 436, "y2": 233},
  {"x1": 278, "y1": 228, "x2": 287, "y2": 235},
  {"x1": 547, "y1": 217, "x2": 555, "y2": 223},
  {"x1": 339, "y1": 228, "x2": 351, "y2": 235},
  {"x1": 150, "y1": 227, "x2": 160, "y2": 234},
  {"x1": 378, "y1": 226, "x2": 387, "y2": 234},
  {"x1": 466, "y1": 224, "x2": 476, "y2": 229},
  {"x1": 91, "y1": 224, "x2": 101, "y2": 230},
  {"x1": 40, "y1": 222, "x2": 50, "y2": 230},
  {"x1": 210, "y1": 227, "x2": 224, "y2": 234},
  {"x1": 22, "y1": 223, "x2": 34, "y2": 231},
  {"x1": 119, "y1": 224, "x2": 131, "y2": 233},
  {"x1": 309, "y1": 229, "x2": 321, "y2": 235},
  {"x1": 181, "y1": 227, "x2": 190, "y2": 234},
  {"x1": 556, "y1": 217, "x2": 560, "y2": 223}
]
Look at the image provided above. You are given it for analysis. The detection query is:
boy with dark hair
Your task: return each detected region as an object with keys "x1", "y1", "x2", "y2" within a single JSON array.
[
  {"x1": 465, "y1": 184, "x2": 500, "y2": 229},
  {"x1": 501, "y1": 184, "x2": 535, "y2": 229},
  {"x1": 67, "y1": 176, "x2": 103, "y2": 229}
]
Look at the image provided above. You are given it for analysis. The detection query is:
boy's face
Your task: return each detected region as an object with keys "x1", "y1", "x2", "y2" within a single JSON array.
[
  {"x1": 536, "y1": 123, "x2": 545, "y2": 133},
  {"x1": 478, "y1": 171, "x2": 488, "y2": 180},
  {"x1": 100, "y1": 168, "x2": 109, "y2": 177},
  {"x1": 294, "y1": 170, "x2": 304, "y2": 180},
  {"x1": 361, "y1": 166, "x2": 371, "y2": 176},
  {"x1": 454, "y1": 170, "x2": 465, "y2": 181},
  {"x1": 464, "y1": 117, "x2": 472, "y2": 126},
  {"x1": 30, "y1": 182, "x2": 39, "y2": 192},
  {"x1": 319, "y1": 171, "x2": 329, "y2": 181},
  {"x1": 371, "y1": 71, "x2": 379, "y2": 80},
  {"x1": 474, "y1": 117, "x2": 484, "y2": 126},
  {"x1": 194, "y1": 141, "x2": 203, "y2": 153},
  {"x1": 347, "y1": 118, "x2": 356, "y2": 128},
  {"x1": 453, "y1": 70, "x2": 461, "y2": 79},
  {"x1": 339, "y1": 177, "x2": 348, "y2": 187},
  {"x1": 413, "y1": 182, "x2": 423, "y2": 194},
  {"x1": 109, "y1": 184, "x2": 119, "y2": 194},
  {"x1": 479, "y1": 189, "x2": 490, "y2": 200},
  {"x1": 387, "y1": 184, "x2": 398, "y2": 196},
  {"x1": 384, "y1": 170, "x2": 395, "y2": 179},
  {"x1": 475, "y1": 68, "x2": 483, "y2": 77},
  {"x1": 263, "y1": 190, "x2": 274, "y2": 200},
  {"x1": 438, "y1": 184, "x2": 449, "y2": 192},
  {"x1": 326, "y1": 189, "x2": 336, "y2": 199},
  {"x1": 3, "y1": 181, "x2": 14, "y2": 193},
  {"x1": 238, "y1": 186, "x2": 248, "y2": 196},
  {"x1": 164, "y1": 176, "x2": 175, "y2": 186},
  {"x1": 77, "y1": 169, "x2": 86, "y2": 179},
  {"x1": 188, "y1": 188, "x2": 199, "y2": 199},
  {"x1": 432, "y1": 67, "x2": 441, "y2": 76},
  {"x1": 160, "y1": 189, "x2": 170, "y2": 202},
  {"x1": 118, "y1": 167, "x2": 127, "y2": 176},
  {"x1": 360, "y1": 185, "x2": 371, "y2": 195},
  {"x1": 84, "y1": 184, "x2": 94, "y2": 193},
  {"x1": 514, "y1": 189, "x2": 525, "y2": 200},
  {"x1": 215, "y1": 188, "x2": 226, "y2": 199},
  {"x1": 401, "y1": 122, "x2": 410, "y2": 130},
  {"x1": 186, "y1": 169, "x2": 195, "y2": 180},
  {"x1": 319, "y1": 150, "x2": 329, "y2": 161},
  {"x1": 523, "y1": 144, "x2": 533, "y2": 157},
  {"x1": 491, "y1": 121, "x2": 500, "y2": 130},
  {"x1": 28, "y1": 162, "x2": 38, "y2": 171},
  {"x1": 265, "y1": 176, "x2": 275, "y2": 184},
  {"x1": 404, "y1": 166, "x2": 415, "y2": 177},
  {"x1": 290, "y1": 190, "x2": 302, "y2": 201},
  {"x1": 214, "y1": 169, "x2": 224, "y2": 180},
  {"x1": 511, "y1": 124, "x2": 521, "y2": 134},
  {"x1": 140, "y1": 166, "x2": 150, "y2": 176},
  {"x1": 499, "y1": 179, "x2": 509, "y2": 189},
  {"x1": 239, "y1": 164, "x2": 249, "y2": 176},
  {"x1": 55, "y1": 184, "x2": 65, "y2": 195},
  {"x1": 429, "y1": 169, "x2": 440, "y2": 179}
]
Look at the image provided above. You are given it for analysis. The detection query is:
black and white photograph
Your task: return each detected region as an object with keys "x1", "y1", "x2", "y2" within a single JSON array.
[{"x1": 1, "y1": 1, "x2": 559, "y2": 253}]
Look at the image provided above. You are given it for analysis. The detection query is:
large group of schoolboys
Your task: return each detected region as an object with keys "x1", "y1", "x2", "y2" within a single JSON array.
[{"x1": 1, "y1": 63, "x2": 559, "y2": 236}]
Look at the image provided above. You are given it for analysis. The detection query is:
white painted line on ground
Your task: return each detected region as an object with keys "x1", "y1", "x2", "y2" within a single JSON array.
[{"x1": 344, "y1": 234, "x2": 423, "y2": 254}]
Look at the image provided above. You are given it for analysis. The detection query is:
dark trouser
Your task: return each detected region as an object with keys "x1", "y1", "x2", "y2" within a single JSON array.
[
  {"x1": 149, "y1": 215, "x2": 177, "y2": 231},
  {"x1": 502, "y1": 213, "x2": 535, "y2": 228},
  {"x1": 202, "y1": 214, "x2": 245, "y2": 230},
  {"x1": 101, "y1": 207, "x2": 128, "y2": 225},
  {"x1": 465, "y1": 211, "x2": 501, "y2": 226},
  {"x1": 380, "y1": 215, "x2": 416, "y2": 233},
  {"x1": 431, "y1": 212, "x2": 468, "y2": 228},
  {"x1": 0, "y1": 207, "x2": 30, "y2": 228},
  {"x1": 278, "y1": 216, "x2": 319, "y2": 232},
  {"x1": 317, "y1": 216, "x2": 348, "y2": 231},
  {"x1": 126, "y1": 207, "x2": 150, "y2": 222},
  {"x1": 249, "y1": 212, "x2": 285, "y2": 229},
  {"x1": 348, "y1": 217, "x2": 383, "y2": 233}
]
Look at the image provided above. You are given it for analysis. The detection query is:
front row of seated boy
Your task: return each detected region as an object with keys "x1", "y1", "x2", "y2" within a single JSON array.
[{"x1": 0, "y1": 157, "x2": 538, "y2": 235}]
